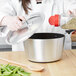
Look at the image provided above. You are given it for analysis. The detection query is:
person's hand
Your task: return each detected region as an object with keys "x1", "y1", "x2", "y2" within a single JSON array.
[
  {"x1": 68, "y1": 9, "x2": 76, "y2": 16},
  {"x1": 1, "y1": 16, "x2": 25, "y2": 31}
]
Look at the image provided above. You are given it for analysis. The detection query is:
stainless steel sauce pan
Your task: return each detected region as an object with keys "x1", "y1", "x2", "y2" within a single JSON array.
[{"x1": 25, "y1": 33, "x2": 65, "y2": 62}]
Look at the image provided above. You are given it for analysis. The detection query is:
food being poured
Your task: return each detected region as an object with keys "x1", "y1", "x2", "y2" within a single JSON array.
[{"x1": 61, "y1": 18, "x2": 76, "y2": 29}]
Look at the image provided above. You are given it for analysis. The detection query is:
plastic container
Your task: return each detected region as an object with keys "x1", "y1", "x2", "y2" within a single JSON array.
[{"x1": 0, "y1": 13, "x2": 45, "y2": 44}]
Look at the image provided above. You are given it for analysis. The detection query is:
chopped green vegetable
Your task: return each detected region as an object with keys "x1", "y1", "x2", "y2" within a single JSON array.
[{"x1": 0, "y1": 64, "x2": 31, "y2": 76}]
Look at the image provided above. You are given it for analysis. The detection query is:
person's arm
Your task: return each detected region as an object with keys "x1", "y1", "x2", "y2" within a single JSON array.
[
  {"x1": 0, "y1": 0, "x2": 25, "y2": 32},
  {"x1": 0, "y1": 0, "x2": 16, "y2": 24},
  {"x1": 64, "y1": 0, "x2": 76, "y2": 16}
]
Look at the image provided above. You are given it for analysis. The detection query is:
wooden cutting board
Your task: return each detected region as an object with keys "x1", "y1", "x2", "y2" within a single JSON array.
[{"x1": 0, "y1": 50, "x2": 76, "y2": 76}]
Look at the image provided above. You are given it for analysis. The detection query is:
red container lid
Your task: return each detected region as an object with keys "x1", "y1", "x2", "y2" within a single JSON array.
[{"x1": 49, "y1": 14, "x2": 60, "y2": 27}]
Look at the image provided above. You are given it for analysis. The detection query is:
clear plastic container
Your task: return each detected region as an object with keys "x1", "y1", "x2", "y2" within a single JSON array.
[{"x1": 0, "y1": 13, "x2": 45, "y2": 44}]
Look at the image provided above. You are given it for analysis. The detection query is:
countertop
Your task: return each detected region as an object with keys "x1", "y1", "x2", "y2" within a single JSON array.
[{"x1": 0, "y1": 50, "x2": 76, "y2": 76}]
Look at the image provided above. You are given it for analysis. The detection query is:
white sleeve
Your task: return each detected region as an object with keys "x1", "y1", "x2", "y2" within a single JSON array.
[
  {"x1": 0, "y1": 0, "x2": 17, "y2": 22},
  {"x1": 64, "y1": 0, "x2": 76, "y2": 13},
  {"x1": 68, "y1": 0, "x2": 76, "y2": 11},
  {"x1": 0, "y1": 0, "x2": 17, "y2": 37}
]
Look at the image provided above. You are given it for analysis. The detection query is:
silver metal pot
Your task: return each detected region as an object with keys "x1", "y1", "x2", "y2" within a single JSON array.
[{"x1": 25, "y1": 33, "x2": 65, "y2": 62}]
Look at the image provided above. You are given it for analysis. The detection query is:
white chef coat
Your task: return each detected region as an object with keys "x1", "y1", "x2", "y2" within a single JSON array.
[{"x1": 0, "y1": 0, "x2": 76, "y2": 51}]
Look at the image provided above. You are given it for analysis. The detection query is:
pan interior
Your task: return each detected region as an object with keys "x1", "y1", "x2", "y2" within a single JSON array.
[{"x1": 30, "y1": 33, "x2": 64, "y2": 39}]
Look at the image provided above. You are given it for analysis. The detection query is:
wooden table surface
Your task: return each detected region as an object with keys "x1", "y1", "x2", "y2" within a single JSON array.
[{"x1": 0, "y1": 50, "x2": 76, "y2": 76}]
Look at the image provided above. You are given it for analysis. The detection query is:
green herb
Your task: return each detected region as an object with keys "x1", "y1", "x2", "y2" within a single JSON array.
[{"x1": 0, "y1": 64, "x2": 31, "y2": 76}]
